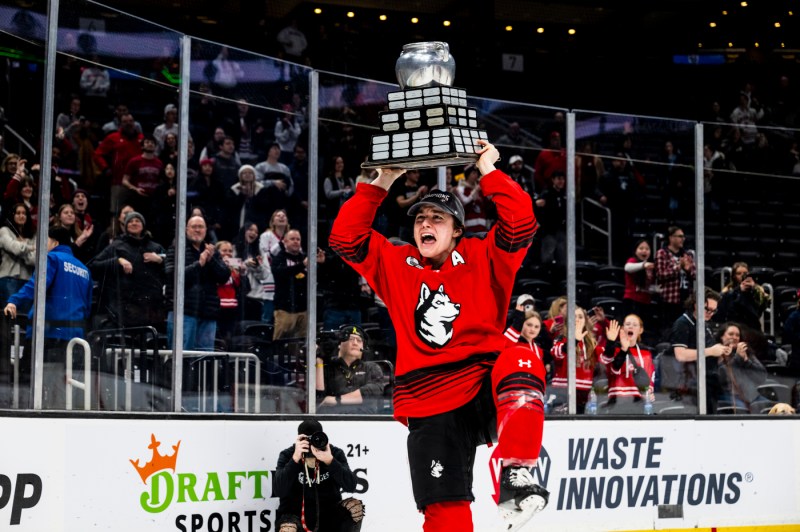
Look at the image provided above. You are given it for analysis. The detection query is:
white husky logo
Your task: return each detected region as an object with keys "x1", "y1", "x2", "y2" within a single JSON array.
[
  {"x1": 430, "y1": 460, "x2": 444, "y2": 478},
  {"x1": 415, "y1": 282, "x2": 461, "y2": 348}
]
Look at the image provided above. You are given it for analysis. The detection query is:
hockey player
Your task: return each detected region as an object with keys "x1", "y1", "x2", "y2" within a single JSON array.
[{"x1": 330, "y1": 140, "x2": 547, "y2": 531}]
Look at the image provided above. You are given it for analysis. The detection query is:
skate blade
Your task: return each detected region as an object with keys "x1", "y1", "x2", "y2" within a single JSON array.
[{"x1": 495, "y1": 495, "x2": 546, "y2": 532}]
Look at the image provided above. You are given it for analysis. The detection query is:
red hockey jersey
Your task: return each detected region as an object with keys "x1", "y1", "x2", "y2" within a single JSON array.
[{"x1": 330, "y1": 169, "x2": 536, "y2": 423}]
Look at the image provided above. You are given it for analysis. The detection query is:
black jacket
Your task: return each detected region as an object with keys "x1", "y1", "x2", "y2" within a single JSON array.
[
  {"x1": 87, "y1": 233, "x2": 167, "y2": 327},
  {"x1": 272, "y1": 248, "x2": 308, "y2": 313},
  {"x1": 165, "y1": 241, "x2": 229, "y2": 319},
  {"x1": 273, "y1": 444, "x2": 357, "y2": 531}
]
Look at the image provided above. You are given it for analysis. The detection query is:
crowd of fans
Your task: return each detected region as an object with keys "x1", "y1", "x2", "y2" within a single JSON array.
[{"x1": 0, "y1": 38, "x2": 798, "y2": 415}]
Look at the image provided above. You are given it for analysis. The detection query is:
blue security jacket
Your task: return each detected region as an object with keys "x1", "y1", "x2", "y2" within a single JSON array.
[{"x1": 9, "y1": 244, "x2": 93, "y2": 340}]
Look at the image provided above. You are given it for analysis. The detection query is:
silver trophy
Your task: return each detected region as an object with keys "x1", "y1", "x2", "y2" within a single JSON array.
[{"x1": 362, "y1": 42, "x2": 488, "y2": 170}]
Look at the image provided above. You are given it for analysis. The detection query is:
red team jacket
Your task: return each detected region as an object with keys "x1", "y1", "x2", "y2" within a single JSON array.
[
  {"x1": 550, "y1": 338, "x2": 605, "y2": 391},
  {"x1": 330, "y1": 170, "x2": 536, "y2": 423},
  {"x1": 600, "y1": 344, "x2": 655, "y2": 398}
]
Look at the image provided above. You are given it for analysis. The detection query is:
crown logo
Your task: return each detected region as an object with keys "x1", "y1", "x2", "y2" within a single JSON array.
[{"x1": 129, "y1": 433, "x2": 181, "y2": 484}]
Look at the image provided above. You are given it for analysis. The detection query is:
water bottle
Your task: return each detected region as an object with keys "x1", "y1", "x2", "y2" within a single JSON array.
[
  {"x1": 643, "y1": 391, "x2": 654, "y2": 416},
  {"x1": 586, "y1": 389, "x2": 598, "y2": 416}
]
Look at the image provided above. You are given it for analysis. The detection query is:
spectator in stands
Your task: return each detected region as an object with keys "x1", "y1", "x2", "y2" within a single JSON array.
[
  {"x1": 316, "y1": 324, "x2": 385, "y2": 414},
  {"x1": 93, "y1": 112, "x2": 144, "y2": 217},
  {"x1": 224, "y1": 98, "x2": 267, "y2": 165},
  {"x1": 721, "y1": 126, "x2": 747, "y2": 172},
  {"x1": 70, "y1": 189, "x2": 92, "y2": 230},
  {"x1": 536, "y1": 171, "x2": 567, "y2": 265},
  {"x1": 153, "y1": 104, "x2": 179, "y2": 154},
  {"x1": 506, "y1": 154, "x2": 536, "y2": 203},
  {"x1": 95, "y1": 204, "x2": 133, "y2": 254},
  {"x1": 322, "y1": 155, "x2": 354, "y2": 223},
  {"x1": 288, "y1": 144, "x2": 310, "y2": 233},
  {"x1": 533, "y1": 131, "x2": 566, "y2": 192},
  {"x1": 455, "y1": 163, "x2": 490, "y2": 235},
  {"x1": 544, "y1": 295, "x2": 567, "y2": 338},
  {"x1": 211, "y1": 136, "x2": 241, "y2": 190},
  {"x1": 0, "y1": 203, "x2": 35, "y2": 307},
  {"x1": 656, "y1": 226, "x2": 696, "y2": 327},
  {"x1": 272, "y1": 228, "x2": 325, "y2": 339},
  {"x1": 551, "y1": 306, "x2": 613, "y2": 414},
  {"x1": 190, "y1": 205, "x2": 219, "y2": 245},
  {"x1": 1, "y1": 154, "x2": 21, "y2": 192},
  {"x1": 716, "y1": 262, "x2": 770, "y2": 332},
  {"x1": 189, "y1": 158, "x2": 226, "y2": 240},
  {"x1": 101, "y1": 103, "x2": 142, "y2": 136},
  {"x1": 0, "y1": 202, "x2": 35, "y2": 384},
  {"x1": 87, "y1": 211, "x2": 167, "y2": 330},
  {"x1": 3, "y1": 158, "x2": 37, "y2": 226},
  {"x1": 199, "y1": 127, "x2": 226, "y2": 161},
  {"x1": 214, "y1": 239, "x2": 243, "y2": 346},
  {"x1": 730, "y1": 91, "x2": 763, "y2": 149},
  {"x1": 256, "y1": 210, "x2": 288, "y2": 325},
  {"x1": 253, "y1": 143, "x2": 294, "y2": 225},
  {"x1": 51, "y1": 203, "x2": 94, "y2": 264},
  {"x1": 165, "y1": 215, "x2": 229, "y2": 350},
  {"x1": 782, "y1": 291, "x2": 800, "y2": 376},
  {"x1": 716, "y1": 322, "x2": 769, "y2": 413},
  {"x1": 622, "y1": 239, "x2": 657, "y2": 319},
  {"x1": 260, "y1": 208, "x2": 290, "y2": 257},
  {"x1": 233, "y1": 221, "x2": 270, "y2": 321},
  {"x1": 4, "y1": 226, "x2": 92, "y2": 409},
  {"x1": 664, "y1": 288, "x2": 727, "y2": 413},
  {"x1": 274, "y1": 103, "x2": 302, "y2": 165},
  {"x1": 600, "y1": 314, "x2": 655, "y2": 414},
  {"x1": 122, "y1": 133, "x2": 163, "y2": 219},
  {"x1": 504, "y1": 304, "x2": 549, "y2": 375},
  {"x1": 151, "y1": 163, "x2": 178, "y2": 248},
  {"x1": 223, "y1": 164, "x2": 270, "y2": 240},
  {"x1": 158, "y1": 132, "x2": 179, "y2": 168},
  {"x1": 55, "y1": 95, "x2": 81, "y2": 137}
]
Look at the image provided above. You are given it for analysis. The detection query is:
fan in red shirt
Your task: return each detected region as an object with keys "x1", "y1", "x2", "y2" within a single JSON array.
[
  {"x1": 330, "y1": 140, "x2": 547, "y2": 532},
  {"x1": 600, "y1": 314, "x2": 655, "y2": 413}
]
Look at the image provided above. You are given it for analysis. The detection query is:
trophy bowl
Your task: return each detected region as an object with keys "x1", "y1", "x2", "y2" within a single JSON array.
[{"x1": 395, "y1": 41, "x2": 455, "y2": 89}]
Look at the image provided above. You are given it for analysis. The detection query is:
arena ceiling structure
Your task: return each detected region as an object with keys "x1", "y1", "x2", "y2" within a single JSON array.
[
  {"x1": 94, "y1": 0, "x2": 799, "y2": 116},
  {"x1": 5, "y1": 0, "x2": 800, "y2": 115}
]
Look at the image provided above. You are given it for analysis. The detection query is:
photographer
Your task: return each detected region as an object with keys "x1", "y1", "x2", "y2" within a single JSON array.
[
  {"x1": 316, "y1": 325, "x2": 384, "y2": 414},
  {"x1": 273, "y1": 419, "x2": 364, "y2": 532},
  {"x1": 716, "y1": 322, "x2": 769, "y2": 413},
  {"x1": 716, "y1": 262, "x2": 770, "y2": 332}
]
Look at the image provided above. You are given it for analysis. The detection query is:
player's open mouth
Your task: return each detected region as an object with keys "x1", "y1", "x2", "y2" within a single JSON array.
[{"x1": 420, "y1": 233, "x2": 436, "y2": 244}]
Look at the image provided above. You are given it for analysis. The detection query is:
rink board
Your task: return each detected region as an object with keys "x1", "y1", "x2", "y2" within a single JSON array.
[{"x1": 0, "y1": 417, "x2": 798, "y2": 531}]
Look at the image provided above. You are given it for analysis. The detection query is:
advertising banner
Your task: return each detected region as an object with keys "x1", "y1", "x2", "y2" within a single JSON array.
[{"x1": 0, "y1": 417, "x2": 798, "y2": 531}]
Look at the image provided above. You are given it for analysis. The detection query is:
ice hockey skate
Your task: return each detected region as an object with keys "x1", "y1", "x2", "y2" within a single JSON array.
[{"x1": 496, "y1": 466, "x2": 549, "y2": 531}]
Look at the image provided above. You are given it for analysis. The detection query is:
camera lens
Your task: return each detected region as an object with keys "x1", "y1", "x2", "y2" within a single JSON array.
[{"x1": 308, "y1": 431, "x2": 328, "y2": 450}]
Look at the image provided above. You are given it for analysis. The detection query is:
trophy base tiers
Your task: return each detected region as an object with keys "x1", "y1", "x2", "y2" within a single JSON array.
[{"x1": 361, "y1": 153, "x2": 478, "y2": 170}]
